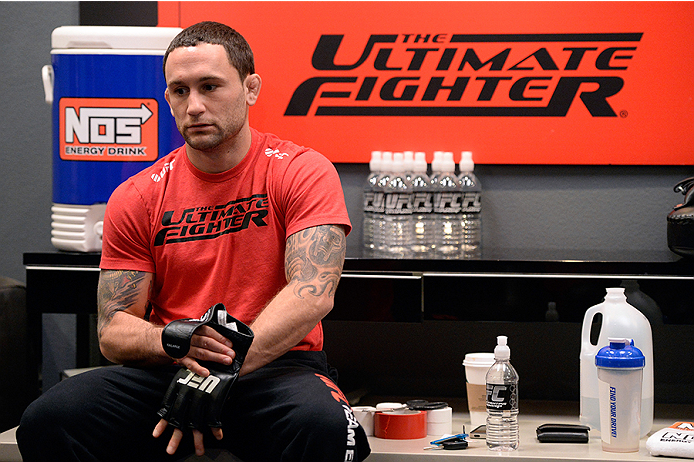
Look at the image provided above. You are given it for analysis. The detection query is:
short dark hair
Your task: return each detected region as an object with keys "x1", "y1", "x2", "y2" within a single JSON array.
[{"x1": 163, "y1": 21, "x2": 255, "y2": 80}]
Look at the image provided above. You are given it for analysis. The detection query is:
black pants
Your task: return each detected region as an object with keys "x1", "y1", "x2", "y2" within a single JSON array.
[{"x1": 18, "y1": 351, "x2": 370, "y2": 462}]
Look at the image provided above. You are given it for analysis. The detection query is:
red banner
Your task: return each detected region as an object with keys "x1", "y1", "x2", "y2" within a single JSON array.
[{"x1": 158, "y1": 1, "x2": 694, "y2": 165}]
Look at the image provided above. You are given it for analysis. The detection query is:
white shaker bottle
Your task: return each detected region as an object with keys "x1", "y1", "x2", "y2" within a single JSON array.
[{"x1": 596, "y1": 338, "x2": 646, "y2": 453}]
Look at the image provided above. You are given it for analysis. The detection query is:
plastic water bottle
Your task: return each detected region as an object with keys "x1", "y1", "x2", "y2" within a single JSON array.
[
  {"x1": 486, "y1": 335, "x2": 519, "y2": 451},
  {"x1": 410, "y1": 152, "x2": 434, "y2": 258},
  {"x1": 382, "y1": 152, "x2": 413, "y2": 258},
  {"x1": 458, "y1": 151, "x2": 482, "y2": 259},
  {"x1": 372, "y1": 152, "x2": 392, "y2": 257},
  {"x1": 432, "y1": 152, "x2": 462, "y2": 259},
  {"x1": 362, "y1": 151, "x2": 382, "y2": 257},
  {"x1": 429, "y1": 151, "x2": 444, "y2": 187},
  {"x1": 403, "y1": 151, "x2": 415, "y2": 182},
  {"x1": 427, "y1": 151, "x2": 443, "y2": 257}
]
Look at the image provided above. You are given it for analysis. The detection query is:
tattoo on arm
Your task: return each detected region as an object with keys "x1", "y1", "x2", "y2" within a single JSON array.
[
  {"x1": 97, "y1": 270, "x2": 149, "y2": 338},
  {"x1": 285, "y1": 225, "x2": 346, "y2": 299}
]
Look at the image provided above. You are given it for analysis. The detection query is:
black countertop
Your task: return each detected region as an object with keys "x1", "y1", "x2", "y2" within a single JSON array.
[{"x1": 25, "y1": 249, "x2": 692, "y2": 276}]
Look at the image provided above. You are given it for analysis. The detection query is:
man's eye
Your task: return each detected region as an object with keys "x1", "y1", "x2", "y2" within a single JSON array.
[
  {"x1": 173, "y1": 87, "x2": 187, "y2": 96},
  {"x1": 203, "y1": 84, "x2": 217, "y2": 92}
]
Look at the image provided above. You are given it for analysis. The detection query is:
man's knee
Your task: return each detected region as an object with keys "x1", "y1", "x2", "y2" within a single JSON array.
[
  {"x1": 302, "y1": 374, "x2": 370, "y2": 460},
  {"x1": 19, "y1": 394, "x2": 60, "y2": 433},
  {"x1": 17, "y1": 400, "x2": 41, "y2": 445},
  {"x1": 17, "y1": 396, "x2": 65, "y2": 459},
  {"x1": 321, "y1": 404, "x2": 362, "y2": 441},
  {"x1": 288, "y1": 402, "x2": 369, "y2": 461}
]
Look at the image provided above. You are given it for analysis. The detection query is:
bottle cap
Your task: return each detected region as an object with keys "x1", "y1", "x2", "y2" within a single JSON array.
[
  {"x1": 494, "y1": 335, "x2": 510, "y2": 360},
  {"x1": 392, "y1": 152, "x2": 405, "y2": 173},
  {"x1": 595, "y1": 338, "x2": 645, "y2": 368},
  {"x1": 403, "y1": 151, "x2": 414, "y2": 172},
  {"x1": 605, "y1": 287, "x2": 627, "y2": 301},
  {"x1": 412, "y1": 152, "x2": 427, "y2": 173},
  {"x1": 441, "y1": 152, "x2": 456, "y2": 173},
  {"x1": 459, "y1": 151, "x2": 474, "y2": 172},
  {"x1": 369, "y1": 151, "x2": 382, "y2": 172},
  {"x1": 431, "y1": 151, "x2": 443, "y2": 172},
  {"x1": 380, "y1": 152, "x2": 393, "y2": 172}
]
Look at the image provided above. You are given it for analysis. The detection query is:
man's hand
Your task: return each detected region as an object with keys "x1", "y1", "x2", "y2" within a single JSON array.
[
  {"x1": 153, "y1": 417, "x2": 223, "y2": 456},
  {"x1": 153, "y1": 326, "x2": 233, "y2": 456},
  {"x1": 154, "y1": 304, "x2": 254, "y2": 456},
  {"x1": 176, "y1": 325, "x2": 236, "y2": 377},
  {"x1": 153, "y1": 326, "x2": 236, "y2": 455}
]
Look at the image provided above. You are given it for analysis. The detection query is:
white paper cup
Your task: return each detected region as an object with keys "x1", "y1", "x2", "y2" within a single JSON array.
[{"x1": 463, "y1": 352, "x2": 495, "y2": 430}]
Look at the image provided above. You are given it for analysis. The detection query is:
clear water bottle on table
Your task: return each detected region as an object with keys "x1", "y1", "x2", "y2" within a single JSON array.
[
  {"x1": 458, "y1": 151, "x2": 482, "y2": 259},
  {"x1": 403, "y1": 150, "x2": 415, "y2": 182},
  {"x1": 410, "y1": 152, "x2": 433, "y2": 258},
  {"x1": 432, "y1": 152, "x2": 462, "y2": 259},
  {"x1": 382, "y1": 152, "x2": 413, "y2": 258},
  {"x1": 362, "y1": 151, "x2": 382, "y2": 257},
  {"x1": 486, "y1": 335, "x2": 519, "y2": 451},
  {"x1": 372, "y1": 152, "x2": 392, "y2": 257}
]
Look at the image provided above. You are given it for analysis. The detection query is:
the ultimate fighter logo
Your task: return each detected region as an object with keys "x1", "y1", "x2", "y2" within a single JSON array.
[{"x1": 285, "y1": 32, "x2": 642, "y2": 117}]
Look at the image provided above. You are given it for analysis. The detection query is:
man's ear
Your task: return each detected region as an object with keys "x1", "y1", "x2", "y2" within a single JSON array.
[
  {"x1": 164, "y1": 88, "x2": 174, "y2": 116},
  {"x1": 245, "y1": 74, "x2": 262, "y2": 106}
]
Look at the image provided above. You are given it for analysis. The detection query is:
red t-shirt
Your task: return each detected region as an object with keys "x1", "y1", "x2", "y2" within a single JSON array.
[{"x1": 100, "y1": 128, "x2": 351, "y2": 351}]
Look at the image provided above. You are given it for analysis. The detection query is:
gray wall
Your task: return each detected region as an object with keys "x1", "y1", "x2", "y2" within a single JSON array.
[
  {"x1": 0, "y1": 2, "x2": 79, "y2": 282},
  {"x1": 0, "y1": 0, "x2": 79, "y2": 394}
]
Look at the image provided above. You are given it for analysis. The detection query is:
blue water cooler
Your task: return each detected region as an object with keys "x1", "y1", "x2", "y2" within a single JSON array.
[{"x1": 42, "y1": 26, "x2": 183, "y2": 252}]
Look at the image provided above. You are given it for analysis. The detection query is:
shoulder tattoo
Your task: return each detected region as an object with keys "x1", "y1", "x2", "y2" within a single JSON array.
[{"x1": 285, "y1": 225, "x2": 346, "y2": 299}]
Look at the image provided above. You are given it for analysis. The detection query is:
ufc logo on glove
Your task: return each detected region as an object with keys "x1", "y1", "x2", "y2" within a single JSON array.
[
  {"x1": 158, "y1": 303, "x2": 254, "y2": 430},
  {"x1": 176, "y1": 370, "x2": 221, "y2": 394}
]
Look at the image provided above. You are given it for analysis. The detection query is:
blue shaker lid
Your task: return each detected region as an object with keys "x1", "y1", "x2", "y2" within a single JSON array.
[{"x1": 595, "y1": 338, "x2": 645, "y2": 368}]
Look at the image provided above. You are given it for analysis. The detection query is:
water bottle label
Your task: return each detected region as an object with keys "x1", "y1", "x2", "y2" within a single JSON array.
[
  {"x1": 433, "y1": 192, "x2": 462, "y2": 214},
  {"x1": 372, "y1": 192, "x2": 385, "y2": 213},
  {"x1": 486, "y1": 383, "x2": 518, "y2": 411},
  {"x1": 461, "y1": 192, "x2": 481, "y2": 213},
  {"x1": 363, "y1": 191, "x2": 376, "y2": 212},
  {"x1": 412, "y1": 192, "x2": 433, "y2": 213},
  {"x1": 384, "y1": 193, "x2": 413, "y2": 215}
]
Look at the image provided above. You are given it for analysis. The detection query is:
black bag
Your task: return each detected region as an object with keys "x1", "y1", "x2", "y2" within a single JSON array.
[{"x1": 667, "y1": 177, "x2": 694, "y2": 258}]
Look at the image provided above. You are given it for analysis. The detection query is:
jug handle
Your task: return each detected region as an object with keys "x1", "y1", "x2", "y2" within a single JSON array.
[
  {"x1": 580, "y1": 306, "x2": 601, "y2": 353},
  {"x1": 41, "y1": 65, "x2": 54, "y2": 105}
]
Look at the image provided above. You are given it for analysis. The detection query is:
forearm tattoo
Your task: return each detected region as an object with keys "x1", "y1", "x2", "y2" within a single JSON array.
[
  {"x1": 285, "y1": 225, "x2": 346, "y2": 299},
  {"x1": 97, "y1": 270, "x2": 148, "y2": 338}
]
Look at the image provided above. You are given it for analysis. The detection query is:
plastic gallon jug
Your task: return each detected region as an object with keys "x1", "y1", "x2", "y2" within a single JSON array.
[
  {"x1": 580, "y1": 287, "x2": 653, "y2": 437},
  {"x1": 42, "y1": 26, "x2": 182, "y2": 252}
]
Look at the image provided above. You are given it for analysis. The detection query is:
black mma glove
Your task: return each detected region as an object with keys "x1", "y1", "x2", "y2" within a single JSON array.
[{"x1": 157, "y1": 303, "x2": 254, "y2": 430}]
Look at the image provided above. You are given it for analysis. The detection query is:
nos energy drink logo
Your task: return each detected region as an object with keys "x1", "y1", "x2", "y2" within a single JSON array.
[{"x1": 59, "y1": 97, "x2": 158, "y2": 161}]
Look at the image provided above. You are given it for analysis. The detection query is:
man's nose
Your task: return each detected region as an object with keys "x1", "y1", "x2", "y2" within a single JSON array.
[{"x1": 187, "y1": 91, "x2": 205, "y2": 116}]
